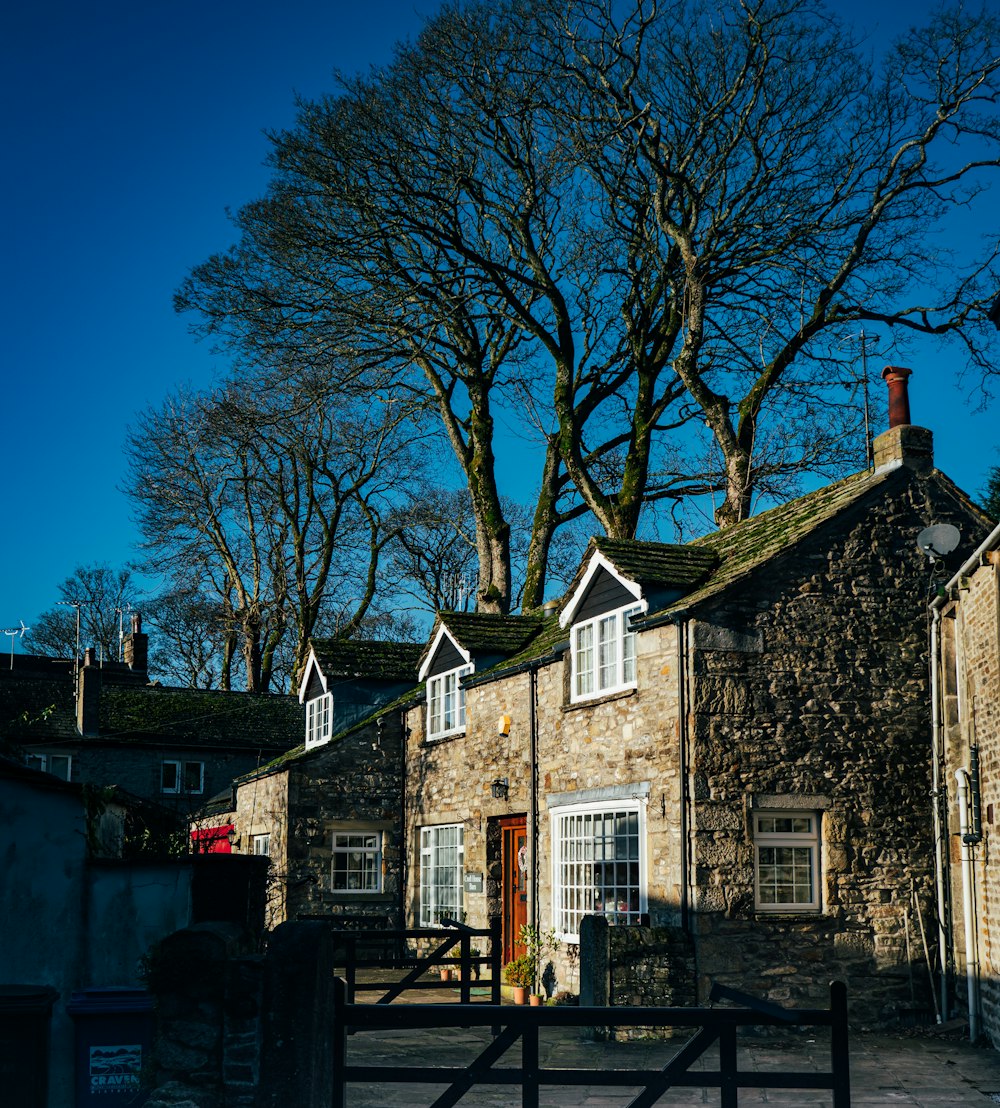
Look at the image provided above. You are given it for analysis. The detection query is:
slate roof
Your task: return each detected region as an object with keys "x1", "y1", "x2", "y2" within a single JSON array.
[
  {"x1": 421, "y1": 611, "x2": 546, "y2": 667},
  {"x1": 654, "y1": 463, "x2": 985, "y2": 616},
  {"x1": 309, "y1": 638, "x2": 423, "y2": 683},
  {"x1": 0, "y1": 658, "x2": 302, "y2": 752},
  {"x1": 587, "y1": 537, "x2": 718, "y2": 590},
  {"x1": 98, "y1": 685, "x2": 302, "y2": 750}
]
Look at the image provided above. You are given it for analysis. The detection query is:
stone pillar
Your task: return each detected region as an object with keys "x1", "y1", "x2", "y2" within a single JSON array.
[{"x1": 258, "y1": 921, "x2": 335, "y2": 1108}]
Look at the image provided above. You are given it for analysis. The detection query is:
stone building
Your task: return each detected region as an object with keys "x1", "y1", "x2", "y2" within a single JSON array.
[
  {"x1": 403, "y1": 383, "x2": 991, "y2": 1022},
  {"x1": 1, "y1": 617, "x2": 302, "y2": 819},
  {"x1": 933, "y1": 517, "x2": 1000, "y2": 1044},
  {"x1": 224, "y1": 638, "x2": 422, "y2": 927}
]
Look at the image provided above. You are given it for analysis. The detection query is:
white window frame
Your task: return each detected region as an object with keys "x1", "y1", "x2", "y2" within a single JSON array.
[
  {"x1": 161, "y1": 759, "x2": 205, "y2": 796},
  {"x1": 419, "y1": 824, "x2": 464, "y2": 926},
  {"x1": 25, "y1": 753, "x2": 72, "y2": 781},
  {"x1": 306, "y1": 692, "x2": 333, "y2": 748},
  {"x1": 426, "y1": 664, "x2": 473, "y2": 741},
  {"x1": 551, "y1": 800, "x2": 646, "y2": 942},
  {"x1": 570, "y1": 602, "x2": 645, "y2": 703},
  {"x1": 331, "y1": 831, "x2": 383, "y2": 893},
  {"x1": 252, "y1": 833, "x2": 271, "y2": 857},
  {"x1": 753, "y1": 810, "x2": 821, "y2": 913}
]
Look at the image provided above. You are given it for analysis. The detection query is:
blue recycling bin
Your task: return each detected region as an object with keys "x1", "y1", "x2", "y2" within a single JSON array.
[{"x1": 67, "y1": 988, "x2": 154, "y2": 1107}]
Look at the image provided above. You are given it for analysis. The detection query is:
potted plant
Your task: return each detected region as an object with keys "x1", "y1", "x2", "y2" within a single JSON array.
[
  {"x1": 469, "y1": 945, "x2": 481, "y2": 981},
  {"x1": 518, "y1": 924, "x2": 560, "y2": 1004},
  {"x1": 502, "y1": 953, "x2": 535, "y2": 1004}
]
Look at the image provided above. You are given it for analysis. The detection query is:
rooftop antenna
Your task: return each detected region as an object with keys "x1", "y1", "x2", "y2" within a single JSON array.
[
  {"x1": 1, "y1": 620, "x2": 29, "y2": 669},
  {"x1": 57, "y1": 599, "x2": 82, "y2": 696},
  {"x1": 841, "y1": 329, "x2": 881, "y2": 469},
  {"x1": 116, "y1": 602, "x2": 132, "y2": 662}
]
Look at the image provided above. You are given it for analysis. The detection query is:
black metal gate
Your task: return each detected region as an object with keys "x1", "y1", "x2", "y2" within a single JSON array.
[
  {"x1": 335, "y1": 918, "x2": 502, "y2": 1006},
  {"x1": 333, "y1": 979, "x2": 850, "y2": 1107}
]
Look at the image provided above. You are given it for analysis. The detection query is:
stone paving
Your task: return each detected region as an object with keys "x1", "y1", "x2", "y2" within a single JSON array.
[{"x1": 343, "y1": 1021, "x2": 1000, "y2": 1107}]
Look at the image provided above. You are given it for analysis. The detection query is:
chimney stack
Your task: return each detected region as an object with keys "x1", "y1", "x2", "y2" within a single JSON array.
[
  {"x1": 124, "y1": 612, "x2": 148, "y2": 675},
  {"x1": 882, "y1": 365, "x2": 912, "y2": 429},
  {"x1": 77, "y1": 651, "x2": 101, "y2": 737},
  {"x1": 872, "y1": 366, "x2": 933, "y2": 473}
]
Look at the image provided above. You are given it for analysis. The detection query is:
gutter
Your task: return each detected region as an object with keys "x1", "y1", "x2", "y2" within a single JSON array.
[
  {"x1": 956, "y1": 768, "x2": 981, "y2": 1041},
  {"x1": 928, "y1": 607, "x2": 950, "y2": 1021},
  {"x1": 930, "y1": 520, "x2": 1000, "y2": 611},
  {"x1": 670, "y1": 610, "x2": 692, "y2": 935}
]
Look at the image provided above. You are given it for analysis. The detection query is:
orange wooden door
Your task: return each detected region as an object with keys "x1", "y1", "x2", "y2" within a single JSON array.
[{"x1": 500, "y1": 817, "x2": 528, "y2": 963}]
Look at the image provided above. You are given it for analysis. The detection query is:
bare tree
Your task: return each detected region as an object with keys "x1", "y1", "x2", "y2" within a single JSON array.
[
  {"x1": 29, "y1": 564, "x2": 139, "y2": 661},
  {"x1": 544, "y1": 0, "x2": 1000, "y2": 523},
  {"x1": 178, "y1": 0, "x2": 999, "y2": 612},
  {"x1": 123, "y1": 370, "x2": 421, "y2": 692}
]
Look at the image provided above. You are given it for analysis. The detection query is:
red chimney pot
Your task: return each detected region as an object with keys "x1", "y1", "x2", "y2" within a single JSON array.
[{"x1": 882, "y1": 365, "x2": 912, "y2": 429}]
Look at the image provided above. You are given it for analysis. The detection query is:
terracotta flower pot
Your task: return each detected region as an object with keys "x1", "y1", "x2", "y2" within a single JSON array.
[
  {"x1": 440, "y1": 968, "x2": 452, "y2": 982},
  {"x1": 512, "y1": 985, "x2": 528, "y2": 1005},
  {"x1": 529, "y1": 993, "x2": 544, "y2": 1006}
]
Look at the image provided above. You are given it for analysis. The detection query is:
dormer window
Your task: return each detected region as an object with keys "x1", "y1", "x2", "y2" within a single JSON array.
[
  {"x1": 427, "y1": 664, "x2": 473, "y2": 740},
  {"x1": 306, "y1": 692, "x2": 333, "y2": 748},
  {"x1": 571, "y1": 603, "x2": 643, "y2": 701}
]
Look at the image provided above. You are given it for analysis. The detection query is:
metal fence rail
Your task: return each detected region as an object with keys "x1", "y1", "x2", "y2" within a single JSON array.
[
  {"x1": 332, "y1": 978, "x2": 850, "y2": 1108},
  {"x1": 335, "y1": 918, "x2": 502, "y2": 1006}
]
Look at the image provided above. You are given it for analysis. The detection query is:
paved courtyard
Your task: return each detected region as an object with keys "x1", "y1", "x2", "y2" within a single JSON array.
[{"x1": 343, "y1": 1022, "x2": 1000, "y2": 1107}]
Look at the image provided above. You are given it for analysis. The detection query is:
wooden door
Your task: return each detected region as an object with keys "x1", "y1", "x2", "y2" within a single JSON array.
[{"x1": 500, "y1": 816, "x2": 528, "y2": 963}]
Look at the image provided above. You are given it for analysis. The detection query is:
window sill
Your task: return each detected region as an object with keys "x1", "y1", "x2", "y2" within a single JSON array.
[
  {"x1": 423, "y1": 728, "x2": 467, "y2": 746},
  {"x1": 563, "y1": 686, "x2": 637, "y2": 713},
  {"x1": 327, "y1": 891, "x2": 393, "y2": 903}
]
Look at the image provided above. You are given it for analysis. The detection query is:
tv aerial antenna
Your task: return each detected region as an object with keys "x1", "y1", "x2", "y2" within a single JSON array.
[
  {"x1": 2, "y1": 620, "x2": 30, "y2": 669},
  {"x1": 840, "y1": 329, "x2": 882, "y2": 469}
]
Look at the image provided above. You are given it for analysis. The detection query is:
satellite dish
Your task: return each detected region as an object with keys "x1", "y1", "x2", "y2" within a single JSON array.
[{"x1": 917, "y1": 524, "x2": 961, "y2": 558}]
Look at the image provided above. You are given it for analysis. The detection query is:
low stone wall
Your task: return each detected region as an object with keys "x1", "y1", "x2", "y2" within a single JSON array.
[
  {"x1": 143, "y1": 921, "x2": 335, "y2": 1108},
  {"x1": 580, "y1": 916, "x2": 696, "y2": 1040}
]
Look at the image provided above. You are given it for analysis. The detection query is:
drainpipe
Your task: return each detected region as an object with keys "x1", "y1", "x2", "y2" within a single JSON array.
[
  {"x1": 674, "y1": 613, "x2": 691, "y2": 933},
  {"x1": 529, "y1": 666, "x2": 539, "y2": 937},
  {"x1": 929, "y1": 608, "x2": 950, "y2": 1020},
  {"x1": 955, "y1": 768, "x2": 980, "y2": 1042}
]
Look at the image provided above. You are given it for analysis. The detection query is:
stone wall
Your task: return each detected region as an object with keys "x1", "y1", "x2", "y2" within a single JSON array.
[
  {"x1": 405, "y1": 623, "x2": 683, "y2": 994},
  {"x1": 144, "y1": 924, "x2": 262, "y2": 1108},
  {"x1": 945, "y1": 547, "x2": 1000, "y2": 1044},
  {"x1": 688, "y1": 473, "x2": 974, "y2": 1020},
  {"x1": 237, "y1": 710, "x2": 407, "y2": 929}
]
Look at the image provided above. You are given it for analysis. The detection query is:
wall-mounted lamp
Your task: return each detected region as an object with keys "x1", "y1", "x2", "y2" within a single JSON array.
[
  {"x1": 498, "y1": 714, "x2": 511, "y2": 736},
  {"x1": 490, "y1": 777, "x2": 509, "y2": 800},
  {"x1": 227, "y1": 827, "x2": 239, "y2": 849}
]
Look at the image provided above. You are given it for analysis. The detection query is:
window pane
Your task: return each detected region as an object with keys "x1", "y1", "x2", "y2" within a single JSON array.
[
  {"x1": 183, "y1": 762, "x2": 204, "y2": 793},
  {"x1": 419, "y1": 825, "x2": 463, "y2": 924},
  {"x1": 598, "y1": 614, "x2": 618, "y2": 690},
  {"x1": 575, "y1": 625, "x2": 594, "y2": 696},
  {"x1": 161, "y1": 762, "x2": 179, "y2": 792},
  {"x1": 557, "y1": 807, "x2": 642, "y2": 935}
]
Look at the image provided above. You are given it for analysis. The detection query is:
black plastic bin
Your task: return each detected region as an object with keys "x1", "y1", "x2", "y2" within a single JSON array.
[
  {"x1": 67, "y1": 988, "x2": 154, "y2": 1107},
  {"x1": 0, "y1": 985, "x2": 58, "y2": 1108}
]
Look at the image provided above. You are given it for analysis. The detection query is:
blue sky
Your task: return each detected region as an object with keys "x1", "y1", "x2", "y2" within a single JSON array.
[{"x1": 2, "y1": 0, "x2": 997, "y2": 646}]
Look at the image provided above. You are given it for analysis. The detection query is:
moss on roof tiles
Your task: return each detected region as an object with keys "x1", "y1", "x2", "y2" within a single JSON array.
[
  {"x1": 99, "y1": 685, "x2": 302, "y2": 749},
  {"x1": 427, "y1": 611, "x2": 547, "y2": 659},
  {"x1": 309, "y1": 638, "x2": 423, "y2": 682},
  {"x1": 675, "y1": 467, "x2": 893, "y2": 610},
  {"x1": 237, "y1": 682, "x2": 423, "y2": 781},
  {"x1": 591, "y1": 537, "x2": 719, "y2": 588}
]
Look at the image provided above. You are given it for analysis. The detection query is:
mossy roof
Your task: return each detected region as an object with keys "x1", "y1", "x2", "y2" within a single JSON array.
[
  {"x1": 235, "y1": 683, "x2": 423, "y2": 782},
  {"x1": 589, "y1": 537, "x2": 719, "y2": 590},
  {"x1": 98, "y1": 685, "x2": 302, "y2": 749},
  {"x1": 421, "y1": 611, "x2": 547, "y2": 667},
  {"x1": 0, "y1": 657, "x2": 303, "y2": 752},
  {"x1": 309, "y1": 638, "x2": 423, "y2": 682}
]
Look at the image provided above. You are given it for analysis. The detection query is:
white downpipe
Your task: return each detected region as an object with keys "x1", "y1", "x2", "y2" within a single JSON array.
[
  {"x1": 929, "y1": 608, "x2": 949, "y2": 1020},
  {"x1": 955, "y1": 768, "x2": 980, "y2": 1042}
]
